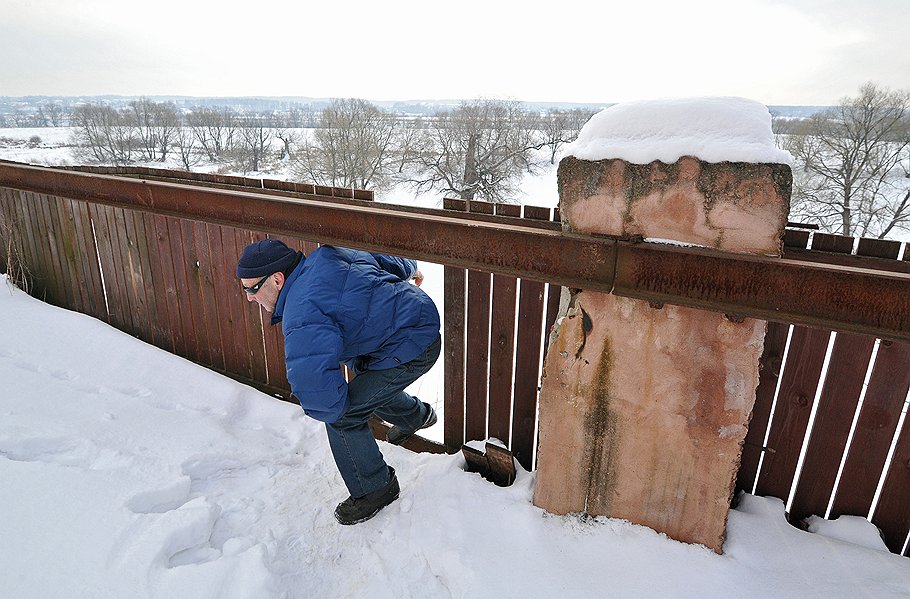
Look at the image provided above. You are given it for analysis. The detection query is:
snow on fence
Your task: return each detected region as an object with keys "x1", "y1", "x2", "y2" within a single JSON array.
[{"x1": 0, "y1": 164, "x2": 909, "y2": 556}]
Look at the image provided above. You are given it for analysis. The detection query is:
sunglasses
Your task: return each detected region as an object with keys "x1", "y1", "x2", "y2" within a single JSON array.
[{"x1": 242, "y1": 274, "x2": 271, "y2": 295}]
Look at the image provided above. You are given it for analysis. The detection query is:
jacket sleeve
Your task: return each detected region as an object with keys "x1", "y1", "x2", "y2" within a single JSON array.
[
  {"x1": 283, "y1": 320, "x2": 348, "y2": 423},
  {"x1": 369, "y1": 253, "x2": 416, "y2": 282}
]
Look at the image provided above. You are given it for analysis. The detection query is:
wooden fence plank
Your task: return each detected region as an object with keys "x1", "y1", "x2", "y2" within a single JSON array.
[
  {"x1": 71, "y1": 199, "x2": 107, "y2": 322},
  {"x1": 93, "y1": 205, "x2": 132, "y2": 331},
  {"x1": 211, "y1": 225, "x2": 249, "y2": 378},
  {"x1": 194, "y1": 221, "x2": 226, "y2": 371},
  {"x1": 180, "y1": 219, "x2": 212, "y2": 366},
  {"x1": 443, "y1": 264, "x2": 467, "y2": 449},
  {"x1": 164, "y1": 215, "x2": 201, "y2": 362},
  {"x1": 152, "y1": 214, "x2": 189, "y2": 360},
  {"x1": 872, "y1": 419, "x2": 910, "y2": 553},
  {"x1": 465, "y1": 270, "x2": 492, "y2": 442},
  {"x1": 831, "y1": 340, "x2": 910, "y2": 518},
  {"x1": 788, "y1": 333, "x2": 875, "y2": 522},
  {"x1": 443, "y1": 197, "x2": 468, "y2": 451},
  {"x1": 36, "y1": 194, "x2": 71, "y2": 308},
  {"x1": 787, "y1": 231, "x2": 878, "y2": 523},
  {"x1": 14, "y1": 192, "x2": 46, "y2": 298},
  {"x1": 42, "y1": 195, "x2": 80, "y2": 310},
  {"x1": 0, "y1": 190, "x2": 9, "y2": 274},
  {"x1": 55, "y1": 197, "x2": 90, "y2": 315},
  {"x1": 121, "y1": 207, "x2": 154, "y2": 342},
  {"x1": 510, "y1": 204, "x2": 551, "y2": 471},
  {"x1": 112, "y1": 206, "x2": 145, "y2": 336},
  {"x1": 736, "y1": 321, "x2": 791, "y2": 494},
  {"x1": 811, "y1": 232, "x2": 854, "y2": 253},
  {"x1": 27, "y1": 192, "x2": 62, "y2": 304},
  {"x1": 754, "y1": 326, "x2": 832, "y2": 502},
  {"x1": 463, "y1": 201, "x2": 494, "y2": 443},
  {"x1": 737, "y1": 216, "x2": 809, "y2": 498},
  {"x1": 487, "y1": 203, "x2": 521, "y2": 445},
  {"x1": 129, "y1": 210, "x2": 167, "y2": 349}
]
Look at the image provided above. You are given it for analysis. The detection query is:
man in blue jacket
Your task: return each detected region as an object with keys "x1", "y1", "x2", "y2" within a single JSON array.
[{"x1": 236, "y1": 239, "x2": 441, "y2": 525}]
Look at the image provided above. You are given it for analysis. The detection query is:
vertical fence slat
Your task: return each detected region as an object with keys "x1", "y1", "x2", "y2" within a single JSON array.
[
  {"x1": 737, "y1": 229, "x2": 810, "y2": 495},
  {"x1": 206, "y1": 224, "x2": 240, "y2": 372},
  {"x1": 0, "y1": 190, "x2": 9, "y2": 274},
  {"x1": 36, "y1": 194, "x2": 71, "y2": 307},
  {"x1": 121, "y1": 207, "x2": 154, "y2": 342},
  {"x1": 26, "y1": 192, "x2": 60, "y2": 303},
  {"x1": 70, "y1": 199, "x2": 107, "y2": 322},
  {"x1": 211, "y1": 224, "x2": 248, "y2": 378},
  {"x1": 129, "y1": 210, "x2": 166, "y2": 350},
  {"x1": 831, "y1": 340, "x2": 910, "y2": 518},
  {"x1": 180, "y1": 220, "x2": 212, "y2": 366},
  {"x1": 736, "y1": 321, "x2": 791, "y2": 493},
  {"x1": 872, "y1": 419, "x2": 910, "y2": 553},
  {"x1": 510, "y1": 205, "x2": 551, "y2": 471},
  {"x1": 152, "y1": 214, "x2": 189, "y2": 359},
  {"x1": 56, "y1": 197, "x2": 90, "y2": 315},
  {"x1": 788, "y1": 333, "x2": 876, "y2": 522},
  {"x1": 46, "y1": 195, "x2": 83, "y2": 312},
  {"x1": 93, "y1": 205, "x2": 131, "y2": 330},
  {"x1": 464, "y1": 201, "x2": 494, "y2": 443},
  {"x1": 443, "y1": 200, "x2": 467, "y2": 451},
  {"x1": 754, "y1": 326, "x2": 832, "y2": 502},
  {"x1": 487, "y1": 203, "x2": 520, "y2": 446},
  {"x1": 194, "y1": 221, "x2": 226, "y2": 371},
  {"x1": 13, "y1": 192, "x2": 42, "y2": 297},
  {"x1": 787, "y1": 232, "x2": 875, "y2": 522},
  {"x1": 115, "y1": 205, "x2": 145, "y2": 334}
]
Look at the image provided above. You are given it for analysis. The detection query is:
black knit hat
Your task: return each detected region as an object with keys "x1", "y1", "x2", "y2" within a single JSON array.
[{"x1": 236, "y1": 239, "x2": 298, "y2": 278}]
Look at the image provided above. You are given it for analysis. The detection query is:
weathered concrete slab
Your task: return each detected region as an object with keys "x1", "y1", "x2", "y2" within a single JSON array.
[{"x1": 533, "y1": 156, "x2": 790, "y2": 552}]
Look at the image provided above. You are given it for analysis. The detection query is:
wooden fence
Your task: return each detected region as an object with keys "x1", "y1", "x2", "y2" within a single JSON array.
[
  {"x1": 737, "y1": 228, "x2": 910, "y2": 555},
  {"x1": 1, "y1": 167, "x2": 908, "y2": 556}
]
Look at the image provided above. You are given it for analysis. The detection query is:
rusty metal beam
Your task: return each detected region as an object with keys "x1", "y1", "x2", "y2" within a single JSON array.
[
  {"x1": 2, "y1": 161, "x2": 909, "y2": 341},
  {"x1": 614, "y1": 242, "x2": 910, "y2": 341},
  {"x1": 0, "y1": 162, "x2": 616, "y2": 292}
]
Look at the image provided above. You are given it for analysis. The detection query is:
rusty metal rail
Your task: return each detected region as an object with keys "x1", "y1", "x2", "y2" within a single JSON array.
[{"x1": 1, "y1": 162, "x2": 908, "y2": 341}]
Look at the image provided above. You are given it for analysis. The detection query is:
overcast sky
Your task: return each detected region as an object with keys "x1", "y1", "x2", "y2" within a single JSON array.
[{"x1": 2, "y1": 0, "x2": 908, "y2": 105}]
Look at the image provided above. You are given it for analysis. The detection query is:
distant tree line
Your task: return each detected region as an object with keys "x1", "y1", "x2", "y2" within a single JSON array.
[
  {"x1": 62, "y1": 97, "x2": 594, "y2": 201},
  {"x1": 26, "y1": 87, "x2": 910, "y2": 239}
]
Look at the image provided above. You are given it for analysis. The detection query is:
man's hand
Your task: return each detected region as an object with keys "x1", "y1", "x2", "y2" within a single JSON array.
[{"x1": 412, "y1": 270, "x2": 424, "y2": 286}]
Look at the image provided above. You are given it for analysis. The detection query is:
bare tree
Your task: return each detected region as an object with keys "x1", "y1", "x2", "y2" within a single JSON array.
[
  {"x1": 187, "y1": 106, "x2": 237, "y2": 161},
  {"x1": 293, "y1": 98, "x2": 398, "y2": 190},
  {"x1": 231, "y1": 113, "x2": 274, "y2": 172},
  {"x1": 70, "y1": 103, "x2": 136, "y2": 164},
  {"x1": 37, "y1": 103, "x2": 67, "y2": 127},
  {"x1": 173, "y1": 120, "x2": 201, "y2": 171},
  {"x1": 539, "y1": 108, "x2": 594, "y2": 164},
  {"x1": 275, "y1": 128, "x2": 298, "y2": 161},
  {"x1": 407, "y1": 100, "x2": 544, "y2": 202},
  {"x1": 786, "y1": 83, "x2": 910, "y2": 239}
]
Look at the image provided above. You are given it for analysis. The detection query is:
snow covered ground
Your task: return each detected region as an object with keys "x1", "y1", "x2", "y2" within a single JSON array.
[{"x1": 2, "y1": 276, "x2": 909, "y2": 598}]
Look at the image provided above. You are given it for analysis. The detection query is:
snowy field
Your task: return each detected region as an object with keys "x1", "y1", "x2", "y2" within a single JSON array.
[{"x1": 2, "y1": 276, "x2": 909, "y2": 598}]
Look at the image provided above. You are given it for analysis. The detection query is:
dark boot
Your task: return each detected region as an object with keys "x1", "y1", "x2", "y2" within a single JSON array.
[
  {"x1": 334, "y1": 466, "x2": 400, "y2": 525},
  {"x1": 386, "y1": 402, "x2": 437, "y2": 446}
]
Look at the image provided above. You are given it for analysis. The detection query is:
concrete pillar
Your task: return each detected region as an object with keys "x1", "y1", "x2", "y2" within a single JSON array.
[{"x1": 533, "y1": 156, "x2": 791, "y2": 553}]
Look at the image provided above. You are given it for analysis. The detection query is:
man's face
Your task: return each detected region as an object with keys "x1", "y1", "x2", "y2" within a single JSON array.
[{"x1": 241, "y1": 273, "x2": 283, "y2": 313}]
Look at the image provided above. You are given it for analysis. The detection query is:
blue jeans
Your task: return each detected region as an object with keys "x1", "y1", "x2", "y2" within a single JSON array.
[{"x1": 326, "y1": 336, "x2": 441, "y2": 498}]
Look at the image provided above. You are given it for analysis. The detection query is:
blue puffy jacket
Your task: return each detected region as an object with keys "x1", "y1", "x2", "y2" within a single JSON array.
[{"x1": 272, "y1": 246, "x2": 440, "y2": 423}]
